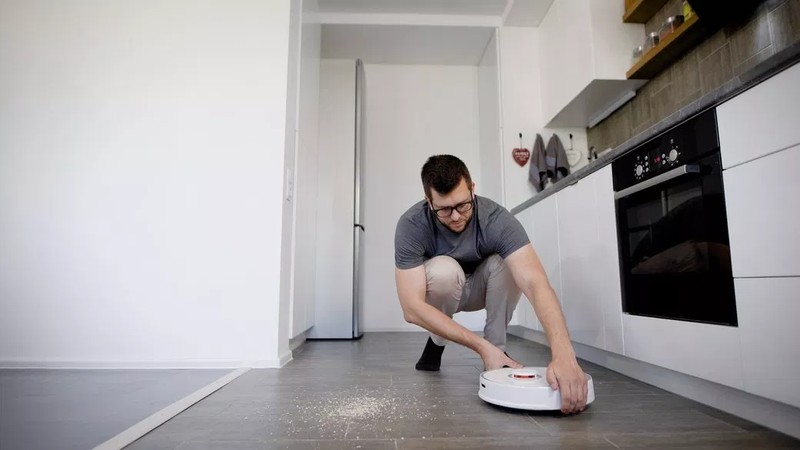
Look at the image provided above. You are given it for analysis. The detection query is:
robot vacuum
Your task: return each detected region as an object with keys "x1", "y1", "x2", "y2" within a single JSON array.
[{"x1": 479, "y1": 367, "x2": 595, "y2": 410}]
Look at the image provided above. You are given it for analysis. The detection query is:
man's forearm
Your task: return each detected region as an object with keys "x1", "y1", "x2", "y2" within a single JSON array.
[
  {"x1": 405, "y1": 300, "x2": 492, "y2": 355},
  {"x1": 528, "y1": 285, "x2": 575, "y2": 359}
]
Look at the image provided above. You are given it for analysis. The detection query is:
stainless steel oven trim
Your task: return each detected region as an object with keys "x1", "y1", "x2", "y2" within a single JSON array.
[{"x1": 614, "y1": 164, "x2": 701, "y2": 200}]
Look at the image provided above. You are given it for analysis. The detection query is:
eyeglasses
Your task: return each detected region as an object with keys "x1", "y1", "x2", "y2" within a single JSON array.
[{"x1": 431, "y1": 198, "x2": 474, "y2": 218}]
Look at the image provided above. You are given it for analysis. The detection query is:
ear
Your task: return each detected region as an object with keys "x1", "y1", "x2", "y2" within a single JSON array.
[{"x1": 471, "y1": 182, "x2": 477, "y2": 195}]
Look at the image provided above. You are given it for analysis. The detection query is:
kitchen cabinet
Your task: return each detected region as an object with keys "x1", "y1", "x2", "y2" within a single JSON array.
[
  {"x1": 556, "y1": 166, "x2": 624, "y2": 352},
  {"x1": 594, "y1": 166, "x2": 624, "y2": 354},
  {"x1": 723, "y1": 144, "x2": 800, "y2": 278},
  {"x1": 717, "y1": 62, "x2": 800, "y2": 169},
  {"x1": 514, "y1": 166, "x2": 623, "y2": 353},
  {"x1": 539, "y1": 0, "x2": 646, "y2": 127},
  {"x1": 622, "y1": 314, "x2": 744, "y2": 389},
  {"x1": 513, "y1": 195, "x2": 562, "y2": 332},
  {"x1": 736, "y1": 277, "x2": 800, "y2": 408},
  {"x1": 557, "y1": 179, "x2": 605, "y2": 349},
  {"x1": 528, "y1": 194, "x2": 564, "y2": 332}
]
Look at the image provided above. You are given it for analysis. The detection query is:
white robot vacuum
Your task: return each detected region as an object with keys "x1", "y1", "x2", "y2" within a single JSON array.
[{"x1": 479, "y1": 367, "x2": 595, "y2": 410}]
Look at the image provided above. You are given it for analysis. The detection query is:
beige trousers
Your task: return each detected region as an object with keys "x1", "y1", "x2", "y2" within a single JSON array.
[{"x1": 423, "y1": 254, "x2": 521, "y2": 350}]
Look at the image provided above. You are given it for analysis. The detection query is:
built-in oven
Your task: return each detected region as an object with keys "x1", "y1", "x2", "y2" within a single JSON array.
[{"x1": 612, "y1": 108, "x2": 737, "y2": 326}]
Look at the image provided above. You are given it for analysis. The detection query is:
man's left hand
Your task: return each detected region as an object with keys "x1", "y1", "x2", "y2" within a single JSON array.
[{"x1": 545, "y1": 357, "x2": 588, "y2": 414}]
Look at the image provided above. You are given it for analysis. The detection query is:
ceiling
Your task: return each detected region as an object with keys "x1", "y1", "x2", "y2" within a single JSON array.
[
  {"x1": 317, "y1": 0, "x2": 509, "y2": 16},
  {"x1": 321, "y1": 25, "x2": 496, "y2": 65},
  {"x1": 316, "y1": 0, "x2": 554, "y2": 26},
  {"x1": 316, "y1": 0, "x2": 554, "y2": 65}
]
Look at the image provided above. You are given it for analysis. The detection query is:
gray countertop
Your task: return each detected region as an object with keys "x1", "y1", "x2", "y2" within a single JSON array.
[{"x1": 510, "y1": 40, "x2": 800, "y2": 215}]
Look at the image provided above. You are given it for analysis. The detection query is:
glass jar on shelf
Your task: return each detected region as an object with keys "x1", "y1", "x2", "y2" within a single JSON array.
[{"x1": 659, "y1": 14, "x2": 685, "y2": 41}]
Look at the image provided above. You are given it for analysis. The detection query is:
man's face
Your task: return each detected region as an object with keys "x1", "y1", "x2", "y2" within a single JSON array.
[{"x1": 427, "y1": 178, "x2": 475, "y2": 234}]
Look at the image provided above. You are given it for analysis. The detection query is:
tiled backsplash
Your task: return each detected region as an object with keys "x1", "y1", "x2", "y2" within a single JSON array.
[{"x1": 588, "y1": 0, "x2": 800, "y2": 152}]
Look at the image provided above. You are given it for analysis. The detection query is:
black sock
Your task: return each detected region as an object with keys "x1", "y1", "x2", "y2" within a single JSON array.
[{"x1": 415, "y1": 337, "x2": 445, "y2": 371}]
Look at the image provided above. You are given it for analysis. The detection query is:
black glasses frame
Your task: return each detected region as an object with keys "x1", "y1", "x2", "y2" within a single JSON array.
[{"x1": 431, "y1": 195, "x2": 474, "y2": 218}]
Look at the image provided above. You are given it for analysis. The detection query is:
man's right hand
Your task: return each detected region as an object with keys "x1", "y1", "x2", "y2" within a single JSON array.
[{"x1": 480, "y1": 344, "x2": 523, "y2": 371}]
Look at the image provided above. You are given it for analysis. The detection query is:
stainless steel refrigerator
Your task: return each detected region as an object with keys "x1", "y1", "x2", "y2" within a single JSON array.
[
  {"x1": 351, "y1": 59, "x2": 365, "y2": 339},
  {"x1": 308, "y1": 59, "x2": 365, "y2": 340}
]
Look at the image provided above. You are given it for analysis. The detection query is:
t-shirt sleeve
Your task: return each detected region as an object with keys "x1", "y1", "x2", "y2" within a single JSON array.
[
  {"x1": 489, "y1": 208, "x2": 531, "y2": 259},
  {"x1": 394, "y1": 216, "x2": 427, "y2": 270}
]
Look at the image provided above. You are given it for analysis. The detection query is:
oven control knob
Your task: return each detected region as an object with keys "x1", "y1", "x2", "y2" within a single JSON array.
[
  {"x1": 635, "y1": 165, "x2": 644, "y2": 177},
  {"x1": 668, "y1": 149, "x2": 678, "y2": 162}
]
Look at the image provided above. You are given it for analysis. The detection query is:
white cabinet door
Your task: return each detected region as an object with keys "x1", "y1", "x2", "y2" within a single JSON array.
[
  {"x1": 529, "y1": 194, "x2": 563, "y2": 332},
  {"x1": 623, "y1": 315, "x2": 744, "y2": 389},
  {"x1": 717, "y1": 62, "x2": 800, "y2": 169},
  {"x1": 513, "y1": 166, "x2": 624, "y2": 354},
  {"x1": 736, "y1": 277, "x2": 800, "y2": 408},
  {"x1": 594, "y1": 166, "x2": 624, "y2": 354},
  {"x1": 557, "y1": 179, "x2": 605, "y2": 349},
  {"x1": 723, "y1": 144, "x2": 800, "y2": 278},
  {"x1": 538, "y1": 0, "x2": 644, "y2": 127}
]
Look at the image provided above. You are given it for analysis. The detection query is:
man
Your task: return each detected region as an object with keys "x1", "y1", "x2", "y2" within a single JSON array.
[{"x1": 394, "y1": 154, "x2": 588, "y2": 414}]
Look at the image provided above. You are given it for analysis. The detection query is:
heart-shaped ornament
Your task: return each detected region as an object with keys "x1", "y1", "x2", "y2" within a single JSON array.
[{"x1": 512, "y1": 147, "x2": 530, "y2": 167}]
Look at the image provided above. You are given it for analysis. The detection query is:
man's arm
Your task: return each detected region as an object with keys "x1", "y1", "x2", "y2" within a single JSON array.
[
  {"x1": 504, "y1": 244, "x2": 588, "y2": 414},
  {"x1": 395, "y1": 266, "x2": 521, "y2": 370}
]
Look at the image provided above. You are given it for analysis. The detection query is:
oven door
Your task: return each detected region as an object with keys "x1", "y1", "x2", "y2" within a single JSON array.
[{"x1": 615, "y1": 152, "x2": 737, "y2": 326}]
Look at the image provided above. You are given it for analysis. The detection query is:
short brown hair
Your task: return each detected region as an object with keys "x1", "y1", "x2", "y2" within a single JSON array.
[{"x1": 421, "y1": 155, "x2": 473, "y2": 199}]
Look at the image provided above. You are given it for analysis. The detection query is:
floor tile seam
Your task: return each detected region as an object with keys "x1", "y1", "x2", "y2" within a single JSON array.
[
  {"x1": 602, "y1": 434, "x2": 622, "y2": 449},
  {"x1": 525, "y1": 414, "x2": 552, "y2": 435},
  {"x1": 92, "y1": 368, "x2": 249, "y2": 450}
]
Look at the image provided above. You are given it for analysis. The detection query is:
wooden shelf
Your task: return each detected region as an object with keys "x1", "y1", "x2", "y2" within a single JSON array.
[
  {"x1": 623, "y1": 0, "x2": 669, "y2": 23},
  {"x1": 626, "y1": 14, "x2": 704, "y2": 79}
]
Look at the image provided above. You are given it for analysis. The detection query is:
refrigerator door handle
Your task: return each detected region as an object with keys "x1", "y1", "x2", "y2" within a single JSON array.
[{"x1": 355, "y1": 223, "x2": 365, "y2": 232}]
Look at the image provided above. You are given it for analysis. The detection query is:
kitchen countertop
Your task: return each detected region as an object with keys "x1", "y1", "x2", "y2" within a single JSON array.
[{"x1": 510, "y1": 40, "x2": 800, "y2": 215}]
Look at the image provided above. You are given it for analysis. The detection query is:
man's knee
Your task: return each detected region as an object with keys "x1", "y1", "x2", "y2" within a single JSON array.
[{"x1": 425, "y1": 256, "x2": 465, "y2": 291}]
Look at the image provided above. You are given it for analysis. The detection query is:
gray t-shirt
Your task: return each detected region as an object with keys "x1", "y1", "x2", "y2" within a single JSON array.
[{"x1": 394, "y1": 195, "x2": 530, "y2": 274}]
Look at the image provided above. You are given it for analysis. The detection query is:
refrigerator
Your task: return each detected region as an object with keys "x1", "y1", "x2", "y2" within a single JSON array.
[
  {"x1": 351, "y1": 59, "x2": 365, "y2": 339},
  {"x1": 308, "y1": 59, "x2": 365, "y2": 340}
]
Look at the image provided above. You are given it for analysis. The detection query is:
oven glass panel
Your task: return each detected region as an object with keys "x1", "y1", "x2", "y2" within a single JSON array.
[{"x1": 616, "y1": 153, "x2": 737, "y2": 326}]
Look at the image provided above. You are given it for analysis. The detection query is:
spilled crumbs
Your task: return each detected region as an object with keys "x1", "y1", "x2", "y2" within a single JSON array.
[{"x1": 277, "y1": 384, "x2": 457, "y2": 439}]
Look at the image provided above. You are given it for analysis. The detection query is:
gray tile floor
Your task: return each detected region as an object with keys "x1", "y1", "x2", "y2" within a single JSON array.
[
  {"x1": 128, "y1": 333, "x2": 800, "y2": 449},
  {"x1": 0, "y1": 368, "x2": 229, "y2": 450}
]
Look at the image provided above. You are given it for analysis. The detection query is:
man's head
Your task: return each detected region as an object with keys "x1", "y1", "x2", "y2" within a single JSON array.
[{"x1": 421, "y1": 155, "x2": 475, "y2": 233}]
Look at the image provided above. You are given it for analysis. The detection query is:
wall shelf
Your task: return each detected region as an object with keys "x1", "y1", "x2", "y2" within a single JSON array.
[
  {"x1": 623, "y1": 0, "x2": 669, "y2": 23},
  {"x1": 626, "y1": 14, "x2": 703, "y2": 79}
]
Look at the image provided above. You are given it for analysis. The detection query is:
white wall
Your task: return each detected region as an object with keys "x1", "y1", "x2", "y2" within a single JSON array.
[
  {"x1": 477, "y1": 30, "x2": 504, "y2": 205},
  {"x1": 498, "y1": 26, "x2": 589, "y2": 210},
  {"x1": 359, "y1": 64, "x2": 487, "y2": 332},
  {"x1": 0, "y1": 0, "x2": 292, "y2": 368},
  {"x1": 290, "y1": 0, "x2": 322, "y2": 338}
]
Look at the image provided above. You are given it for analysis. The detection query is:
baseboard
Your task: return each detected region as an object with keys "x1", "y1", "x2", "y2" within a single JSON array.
[
  {"x1": 508, "y1": 326, "x2": 800, "y2": 440},
  {"x1": 0, "y1": 357, "x2": 290, "y2": 370},
  {"x1": 289, "y1": 331, "x2": 307, "y2": 351},
  {"x1": 93, "y1": 368, "x2": 250, "y2": 450},
  {"x1": 278, "y1": 350, "x2": 293, "y2": 368}
]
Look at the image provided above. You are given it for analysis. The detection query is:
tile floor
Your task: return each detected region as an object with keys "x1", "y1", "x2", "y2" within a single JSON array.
[
  {"x1": 127, "y1": 333, "x2": 800, "y2": 449},
  {"x1": 0, "y1": 368, "x2": 229, "y2": 450}
]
